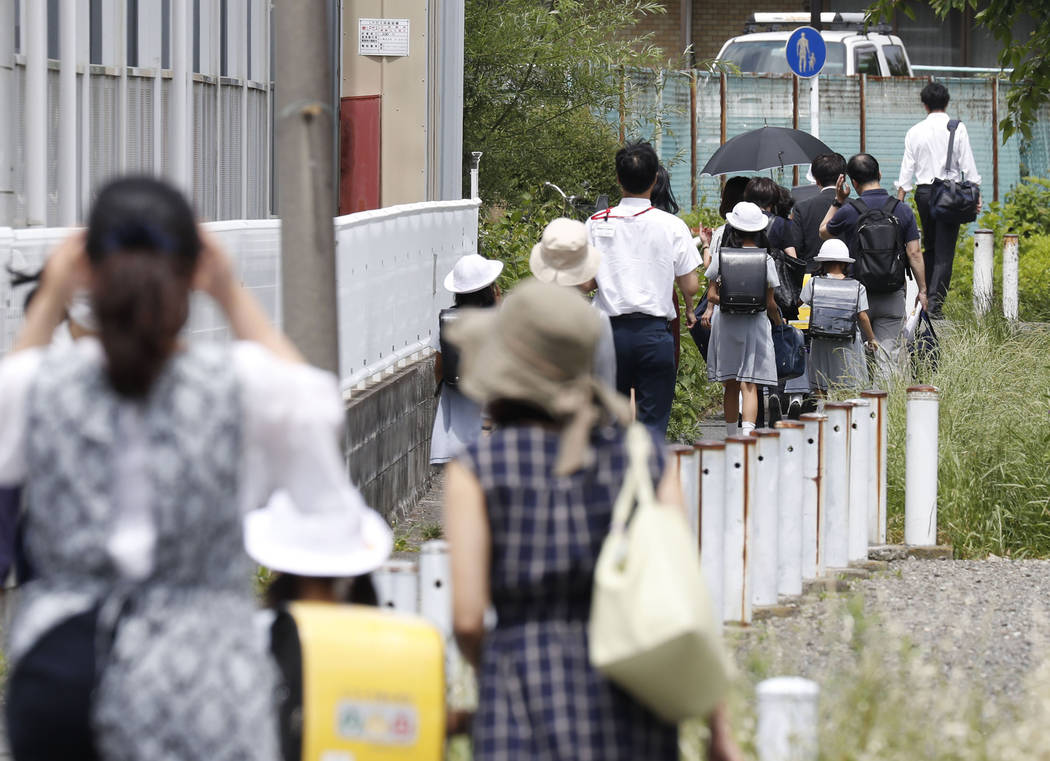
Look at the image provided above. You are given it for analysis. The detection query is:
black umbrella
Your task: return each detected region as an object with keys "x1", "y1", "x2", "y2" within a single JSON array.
[{"x1": 700, "y1": 127, "x2": 833, "y2": 176}]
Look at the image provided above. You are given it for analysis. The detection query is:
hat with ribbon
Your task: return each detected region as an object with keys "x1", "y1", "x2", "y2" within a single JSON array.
[
  {"x1": 725, "y1": 201, "x2": 769, "y2": 233},
  {"x1": 445, "y1": 278, "x2": 631, "y2": 475},
  {"x1": 443, "y1": 254, "x2": 504, "y2": 294},
  {"x1": 244, "y1": 490, "x2": 392, "y2": 577},
  {"x1": 813, "y1": 238, "x2": 855, "y2": 263},
  {"x1": 530, "y1": 217, "x2": 602, "y2": 287}
]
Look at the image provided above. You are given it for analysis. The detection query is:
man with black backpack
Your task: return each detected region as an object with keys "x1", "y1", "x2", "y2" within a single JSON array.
[{"x1": 819, "y1": 154, "x2": 928, "y2": 379}]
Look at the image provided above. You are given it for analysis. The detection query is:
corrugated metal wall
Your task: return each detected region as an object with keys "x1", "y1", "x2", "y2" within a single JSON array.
[
  {"x1": 621, "y1": 72, "x2": 1047, "y2": 211},
  {"x1": 2, "y1": 63, "x2": 270, "y2": 228}
]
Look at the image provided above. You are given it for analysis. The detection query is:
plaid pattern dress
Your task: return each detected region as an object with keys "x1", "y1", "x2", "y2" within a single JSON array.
[{"x1": 458, "y1": 424, "x2": 679, "y2": 761}]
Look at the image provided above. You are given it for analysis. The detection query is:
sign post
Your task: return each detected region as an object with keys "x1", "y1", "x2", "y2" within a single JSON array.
[{"x1": 785, "y1": 27, "x2": 826, "y2": 140}]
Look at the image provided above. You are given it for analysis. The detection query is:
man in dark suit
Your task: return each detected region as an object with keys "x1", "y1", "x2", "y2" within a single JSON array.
[
  {"x1": 790, "y1": 181, "x2": 820, "y2": 204},
  {"x1": 789, "y1": 153, "x2": 847, "y2": 272}
]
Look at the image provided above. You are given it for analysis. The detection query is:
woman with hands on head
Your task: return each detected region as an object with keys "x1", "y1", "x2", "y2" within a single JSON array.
[{"x1": 0, "y1": 176, "x2": 382, "y2": 761}]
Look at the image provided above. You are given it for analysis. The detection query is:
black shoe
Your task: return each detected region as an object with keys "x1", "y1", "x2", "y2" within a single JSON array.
[
  {"x1": 787, "y1": 400, "x2": 802, "y2": 420},
  {"x1": 768, "y1": 395, "x2": 782, "y2": 426}
]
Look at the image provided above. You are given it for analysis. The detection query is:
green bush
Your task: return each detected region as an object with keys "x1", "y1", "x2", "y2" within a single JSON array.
[
  {"x1": 945, "y1": 177, "x2": 1050, "y2": 321},
  {"x1": 885, "y1": 315, "x2": 1050, "y2": 557}
]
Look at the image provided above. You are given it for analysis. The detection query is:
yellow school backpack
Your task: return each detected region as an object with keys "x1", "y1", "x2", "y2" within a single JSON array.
[
  {"x1": 289, "y1": 602, "x2": 445, "y2": 761},
  {"x1": 790, "y1": 273, "x2": 813, "y2": 330}
]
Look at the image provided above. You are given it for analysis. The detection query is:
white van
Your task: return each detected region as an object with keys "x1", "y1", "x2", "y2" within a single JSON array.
[{"x1": 717, "y1": 13, "x2": 914, "y2": 77}]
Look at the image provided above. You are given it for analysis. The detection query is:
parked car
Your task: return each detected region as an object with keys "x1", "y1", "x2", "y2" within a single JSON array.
[{"x1": 717, "y1": 13, "x2": 914, "y2": 77}]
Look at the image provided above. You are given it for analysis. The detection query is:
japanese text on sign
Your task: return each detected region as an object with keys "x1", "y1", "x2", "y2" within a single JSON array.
[{"x1": 358, "y1": 18, "x2": 410, "y2": 57}]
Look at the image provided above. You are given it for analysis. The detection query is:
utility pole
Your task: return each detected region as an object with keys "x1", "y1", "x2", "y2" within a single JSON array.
[{"x1": 274, "y1": 0, "x2": 340, "y2": 374}]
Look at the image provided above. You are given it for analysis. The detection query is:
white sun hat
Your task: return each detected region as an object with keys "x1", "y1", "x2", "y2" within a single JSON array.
[
  {"x1": 443, "y1": 253, "x2": 504, "y2": 294},
  {"x1": 530, "y1": 217, "x2": 602, "y2": 287},
  {"x1": 725, "y1": 201, "x2": 770, "y2": 233},
  {"x1": 244, "y1": 490, "x2": 393, "y2": 577},
  {"x1": 813, "y1": 238, "x2": 855, "y2": 264}
]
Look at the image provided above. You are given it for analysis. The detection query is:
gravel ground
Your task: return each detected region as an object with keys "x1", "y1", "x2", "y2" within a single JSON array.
[{"x1": 733, "y1": 557, "x2": 1050, "y2": 702}]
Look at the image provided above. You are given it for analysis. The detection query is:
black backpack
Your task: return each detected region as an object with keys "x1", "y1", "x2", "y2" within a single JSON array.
[
  {"x1": 809, "y1": 277, "x2": 861, "y2": 341},
  {"x1": 849, "y1": 197, "x2": 907, "y2": 293},
  {"x1": 437, "y1": 308, "x2": 462, "y2": 387},
  {"x1": 718, "y1": 248, "x2": 768, "y2": 314}
]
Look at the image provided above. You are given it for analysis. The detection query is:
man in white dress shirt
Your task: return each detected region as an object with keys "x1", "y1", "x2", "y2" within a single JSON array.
[
  {"x1": 896, "y1": 82, "x2": 982, "y2": 318},
  {"x1": 584, "y1": 141, "x2": 700, "y2": 436}
]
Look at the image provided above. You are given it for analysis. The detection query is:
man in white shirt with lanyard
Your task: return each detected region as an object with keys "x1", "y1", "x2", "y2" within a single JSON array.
[
  {"x1": 585, "y1": 141, "x2": 700, "y2": 436},
  {"x1": 896, "y1": 81, "x2": 982, "y2": 318}
]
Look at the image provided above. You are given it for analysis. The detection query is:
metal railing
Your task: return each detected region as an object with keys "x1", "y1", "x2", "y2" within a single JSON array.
[{"x1": 0, "y1": 200, "x2": 481, "y2": 394}]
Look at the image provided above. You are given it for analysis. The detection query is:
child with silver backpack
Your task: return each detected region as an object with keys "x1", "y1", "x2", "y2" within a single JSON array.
[{"x1": 800, "y1": 239, "x2": 879, "y2": 395}]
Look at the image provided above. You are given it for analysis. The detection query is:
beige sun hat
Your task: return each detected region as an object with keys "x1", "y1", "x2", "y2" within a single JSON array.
[
  {"x1": 244, "y1": 490, "x2": 392, "y2": 577},
  {"x1": 530, "y1": 217, "x2": 602, "y2": 286},
  {"x1": 813, "y1": 238, "x2": 855, "y2": 264},
  {"x1": 443, "y1": 253, "x2": 505, "y2": 294},
  {"x1": 445, "y1": 278, "x2": 631, "y2": 474},
  {"x1": 725, "y1": 201, "x2": 769, "y2": 232}
]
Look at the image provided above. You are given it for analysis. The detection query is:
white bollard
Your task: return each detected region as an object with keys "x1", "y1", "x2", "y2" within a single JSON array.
[
  {"x1": 1002, "y1": 233, "x2": 1019, "y2": 321},
  {"x1": 673, "y1": 445, "x2": 701, "y2": 538},
  {"x1": 419, "y1": 540, "x2": 452, "y2": 636},
  {"x1": 822, "y1": 402, "x2": 852, "y2": 569},
  {"x1": 697, "y1": 441, "x2": 726, "y2": 622},
  {"x1": 774, "y1": 422, "x2": 805, "y2": 597},
  {"x1": 752, "y1": 429, "x2": 781, "y2": 607},
  {"x1": 847, "y1": 399, "x2": 872, "y2": 563},
  {"x1": 973, "y1": 229, "x2": 994, "y2": 317},
  {"x1": 723, "y1": 435, "x2": 755, "y2": 624},
  {"x1": 861, "y1": 390, "x2": 888, "y2": 545},
  {"x1": 373, "y1": 559, "x2": 419, "y2": 612},
  {"x1": 756, "y1": 677, "x2": 820, "y2": 761},
  {"x1": 800, "y1": 413, "x2": 827, "y2": 580},
  {"x1": 905, "y1": 385, "x2": 940, "y2": 546}
]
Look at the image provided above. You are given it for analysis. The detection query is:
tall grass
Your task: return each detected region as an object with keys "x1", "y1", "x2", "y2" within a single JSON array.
[{"x1": 884, "y1": 311, "x2": 1050, "y2": 557}]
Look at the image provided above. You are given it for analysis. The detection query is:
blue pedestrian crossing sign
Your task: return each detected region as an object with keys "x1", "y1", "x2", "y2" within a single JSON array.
[{"x1": 785, "y1": 27, "x2": 826, "y2": 78}]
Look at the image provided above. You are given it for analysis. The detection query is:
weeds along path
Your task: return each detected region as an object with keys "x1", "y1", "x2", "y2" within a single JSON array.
[{"x1": 733, "y1": 557, "x2": 1050, "y2": 706}]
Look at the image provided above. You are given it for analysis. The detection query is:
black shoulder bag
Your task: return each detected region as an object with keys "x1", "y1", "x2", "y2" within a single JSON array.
[{"x1": 929, "y1": 119, "x2": 980, "y2": 225}]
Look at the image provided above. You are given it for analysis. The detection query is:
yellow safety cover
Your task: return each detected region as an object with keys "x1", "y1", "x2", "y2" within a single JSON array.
[
  {"x1": 790, "y1": 273, "x2": 813, "y2": 330},
  {"x1": 290, "y1": 602, "x2": 445, "y2": 761}
]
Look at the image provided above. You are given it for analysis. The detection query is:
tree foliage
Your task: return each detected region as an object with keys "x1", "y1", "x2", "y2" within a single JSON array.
[
  {"x1": 464, "y1": 0, "x2": 667, "y2": 205},
  {"x1": 866, "y1": 0, "x2": 1046, "y2": 141}
]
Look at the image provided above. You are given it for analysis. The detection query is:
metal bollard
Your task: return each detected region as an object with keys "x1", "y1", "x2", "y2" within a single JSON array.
[
  {"x1": 723, "y1": 436, "x2": 756, "y2": 624},
  {"x1": 860, "y1": 390, "x2": 888, "y2": 545},
  {"x1": 673, "y1": 445, "x2": 701, "y2": 538},
  {"x1": 822, "y1": 402, "x2": 852, "y2": 569},
  {"x1": 1003, "y1": 233, "x2": 1019, "y2": 321},
  {"x1": 799, "y1": 413, "x2": 827, "y2": 580},
  {"x1": 905, "y1": 385, "x2": 940, "y2": 546},
  {"x1": 419, "y1": 540, "x2": 452, "y2": 637},
  {"x1": 775, "y1": 422, "x2": 804, "y2": 598},
  {"x1": 373, "y1": 559, "x2": 419, "y2": 612},
  {"x1": 756, "y1": 677, "x2": 820, "y2": 761},
  {"x1": 697, "y1": 441, "x2": 726, "y2": 622},
  {"x1": 752, "y1": 429, "x2": 780, "y2": 607},
  {"x1": 847, "y1": 399, "x2": 872, "y2": 563},
  {"x1": 973, "y1": 229, "x2": 994, "y2": 317}
]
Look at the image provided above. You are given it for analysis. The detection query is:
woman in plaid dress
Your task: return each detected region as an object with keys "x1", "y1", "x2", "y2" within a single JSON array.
[{"x1": 443, "y1": 279, "x2": 740, "y2": 761}]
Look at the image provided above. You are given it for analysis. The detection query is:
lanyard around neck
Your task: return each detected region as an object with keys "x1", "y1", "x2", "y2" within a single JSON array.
[{"x1": 591, "y1": 206, "x2": 654, "y2": 222}]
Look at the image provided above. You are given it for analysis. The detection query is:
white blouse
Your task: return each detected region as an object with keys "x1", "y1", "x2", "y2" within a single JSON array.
[{"x1": 0, "y1": 337, "x2": 361, "y2": 580}]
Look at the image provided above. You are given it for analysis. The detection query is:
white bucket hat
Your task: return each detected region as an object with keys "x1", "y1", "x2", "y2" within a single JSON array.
[
  {"x1": 725, "y1": 201, "x2": 769, "y2": 233},
  {"x1": 244, "y1": 490, "x2": 393, "y2": 577},
  {"x1": 443, "y1": 253, "x2": 504, "y2": 294},
  {"x1": 530, "y1": 217, "x2": 602, "y2": 287},
  {"x1": 814, "y1": 238, "x2": 855, "y2": 263}
]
